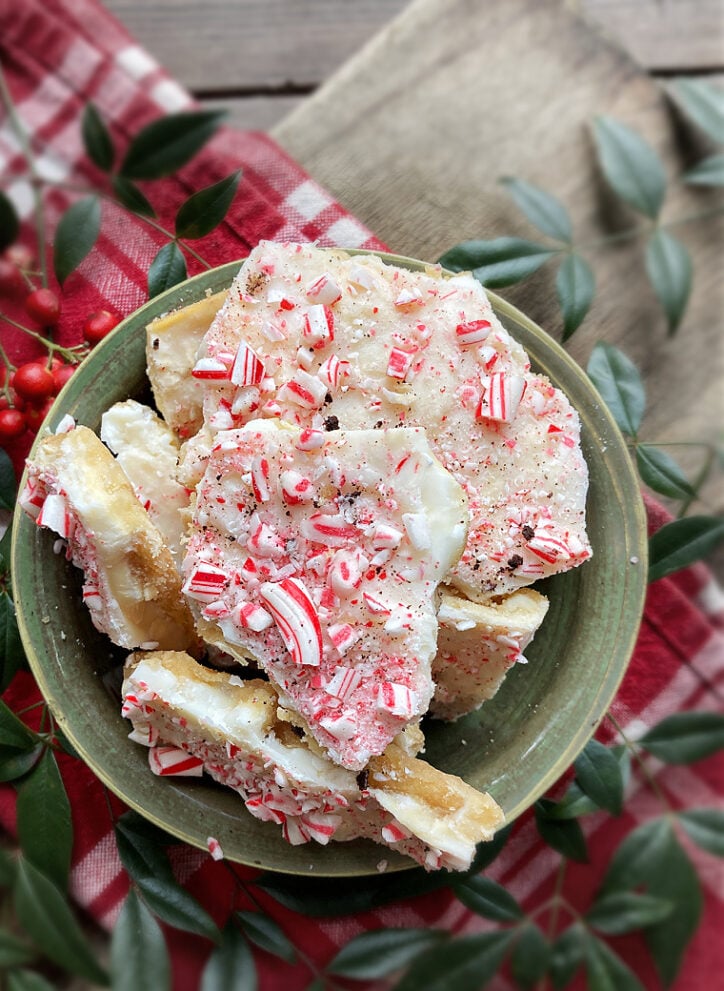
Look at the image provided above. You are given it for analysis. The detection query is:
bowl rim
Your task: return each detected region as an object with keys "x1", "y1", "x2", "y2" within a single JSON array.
[{"x1": 11, "y1": 250, "x2": 648, "y2": 874}]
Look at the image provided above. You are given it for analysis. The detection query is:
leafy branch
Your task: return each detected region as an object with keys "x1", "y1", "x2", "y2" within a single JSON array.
[{"x1": 440, "y1": 79, "x2": 724, "y2": 339}]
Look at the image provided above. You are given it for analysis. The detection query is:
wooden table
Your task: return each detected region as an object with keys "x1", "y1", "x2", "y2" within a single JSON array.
[{"x1": 105, "y1": 0, "x2": 724, "y2": 527}]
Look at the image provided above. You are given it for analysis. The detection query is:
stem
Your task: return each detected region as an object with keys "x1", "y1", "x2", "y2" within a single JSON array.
[
  {"x1": 575, "y1": 202, "x2": 724, "y2": 253},
  {"x1": 0, "y1": 60, "x2": 48, "y2": 287},
  {"x1": 221, "y1": 863, "x2": 344, "y2": 990},
  {"x1": 607, "y1": 713, "x2": 671, "y2": 809},
  {"x1": 0, "y1": 310, "x2": 87, "y2": 363},
  {"x1": 533, "y1": 859, "x2": 569, "y2": 991}
]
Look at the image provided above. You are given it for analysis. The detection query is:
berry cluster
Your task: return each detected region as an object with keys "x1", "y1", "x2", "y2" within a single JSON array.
[{"x1": 0, "y1": 244, "x2": 120, "y2": 444}]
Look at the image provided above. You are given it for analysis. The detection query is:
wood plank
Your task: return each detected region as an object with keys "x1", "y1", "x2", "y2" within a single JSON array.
[
  {"x1": 208, "y1": 94, "x2": 305, "y2": 132},
  {"x1": 580, "y1": 0, "x2": 724, "y2": 72},
  {"x1": 272, "y1": 0, "x2": 723, "y2": 515},
  {"x1": 103, "y1": 0, "x2": 408, "y2": 93},
  {"x1": 104, "y1": 0, "x2": 722, "y2": 99}
]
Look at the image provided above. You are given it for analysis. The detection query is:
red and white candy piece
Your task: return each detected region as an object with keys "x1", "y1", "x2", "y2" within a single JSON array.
[
  {"x1": 325, "y1": 663, "x2": 362, "y2": 698},
  {"x1": 183, "y1": 563, "x2": 227, "y2": 602},
  {"x1": 280, "y1": 469, "x2": 315, "y2": 504},
  {"x1": 295, "y1": 428, "x2": 325, "y2": 451},
  {"x1": 206, "y1": 836, "x2": 224, "y2": 860},
  {"x1": 318, "y1": 714, "x2": 357, "y2": 740},
  {"x1": 376, "y1": 682, "x2": 416, "y2": 717},
  {"x1": 18, "y1": 479, "x2": 45, "y2": 519},
  {"x1": 394, "y1": 287, "x2": 424, "y2": 309},
  {"x1": 302, "y1": 304, "x2": 335, "y2": 348},
  {"x1": 305, "y1": 273, "x2": 342, "y2": 305},
  {"x1": 371, "y1": 521, "x2": 403, "y2": 551},
  {"x1": 302, "y1": 513, "x2": 359, "y2": 546},
  {"x1": 36, "y1": 492, "x2": 70, "y2": 538},
  {"x1": 318, "y1": 354, "x2": 350, "y2": 389},
  {"x1": 328, "y1": 548, "x2": 365, "y2": 596},
  {"x1": 236, "y1": 601, "x2": 274, "y2": 632},
  {"x1": 251, "y1": 456, "x2": 271, "y2": 502},
  {"x1": 230, "y1": 341, "x2": 265, "y2": 387},
  {"x1": 148, "y1": 746, "x2": 204, "y2": 777},
  {"x1": 386, "y1": 347, "x2": 414, "y2": 381},
  {"x1": 260, "y1": 577, "x2": 323, "y2": 666},
  {"x1": 527, "y1": 531, "x2": 571, "y2": 564},
  {"x1": 326, "y1": 625, "x2": 360, "y2": 659},
  {"x1": 278, "y1": 368, "x2": 328, "y2": 409},
  {"x1": 300, "y1": 811, "x2": 340, "y2": 845},
  {"x1": 381, "y1": 821, "x2": 412, "y2": 843},
  {"x1": 477, "y1": 372, "x2": 527, "y2": 423},
  {"x1": 363, "y1": 592, "x2": 392, "y2": 616},
  {"x1": 191, "y1": 356, "x2": 230, "y2": 380},
  {"x1": 456, "y1": 318, "x2": 491, "y2": 346}
]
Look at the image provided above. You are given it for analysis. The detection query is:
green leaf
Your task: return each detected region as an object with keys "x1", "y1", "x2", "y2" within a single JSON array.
[
  {"x1": 557, "y1": 252, "x2": 595, "y2": 340},
  {"x1": 112, "y1": 176, "x2": 156, "y2": 218},
  {"x1": 147, "y1": 242, "x2": 187, "y2": 299},
  {"x1": 585, "y1": 933, "x2": 645, "y2": 991},
  {"x1": 0, "y1": 700, "x2": 38, "y2": 751},
  {"x1": 0, "y1": 524, "x2": 11, "y2": 574},
  {"x1": 16, "y1": 748, "x2": 72, "y2": 890},
  {"x1": 115, "y1": 816, "x2": 220, "y2": 942},
  {"x1": 638, "y1": 711, "x2": 724, "y2": 763},
  {"x1": 670, "y1": 78, "x2": 724, "y2": 145},
  {"x1": 0, "y1": 591, "x2": 25, "y2": 691},
  {"x1": 684, "y1": 152, "x2": 724, "y2": 186},
  {"x1": 643, "y1": 829, "x2": 702, "y2": 986},
  {"x1": 328, "y1": 927, "x2": 446, "y2": 979},
  {"x1": 111, "y1": 887, "x2": 170, "y2": 991},
  {"x1": 175, "y1": 170, "x2": 241, "y2": 239},
  {"x1": 54, "y1": 725, "x2": 81, "y2": 760},
  {"x1": 0, "y1": 846, "x2": 17, "y2": 888},
  {"x1": 510, "y1": 923, "x2": 549, "y2": 989},
  {"x1": 678, "y1": 808, "x2": 724, "y2": 856},
  {"x1": 545, "y1": 781, "x2": 600, "y2": 820},
  {"x1": 438, "y1": 238, "x2": 556, "y2": 288},
  {"x1": 649, "y1": 516, "x2": 724, "y2": 583},
  {"x1": 235, "y1": 910, "x2": 295, "y2": 963},
  {"x1": 592, "y1": 116, "x2": 667, "y2": 218},
  {"x1": 453, "y1": 875, "x2": 524, "y2": 921},
  {"x1": 587, "y1": 341, "x2": 645, "y2": 437},
  {"x1": 0, "y1": 189, "x2": 20, "y2": 253},
  {"x1": 535, "y1": 800, "x2": 588, "y2": 861},
  {"x1": 120, "y1": 110, "x2": 226, "y2": 180},
  {"x1": 645, "y1": 228, "x2": 692, "y2": 334},
  {"x1": 53, "y1": 196, "x2": 101, "y2": 285},
  {"x1": 586, "y1": 891, "x2": 673, "y2": 934},
  {"x1": 574, "y1": 738, "x2": 624, "y2": 816},
  {"x1": 499, "y1": 177, "x2": 572, "y2": 242},
  {"x1": 81, "y1": 103, "x2": 115, "y2": 172},
  {"x1": 0, "y1": 928, "x2": 34, "y2": 967},
  {"x1": 636, "y1": 444, "x2": 696, "y2": 500},
  {"x1": 0, "y1": 744, "x2": 43, "y2": 783},
  {"x1": 602, "y1": 817, "x2": 673, "y2": 893},
  {"x1": 0, "y1": 448, "x2": 17, "y2": 511},
  {"x1": 201, "y1": 922, "x2": 256, "y2": 991},
  {"x1": 548, "y1": 924, "x2": 585, "y2": 990},
  {"x1": 391, "y1": 931, "x2": 513, "y2": 991},
  {"x1": 13, "y1": 857, "x2": 108, "y2": 984},
  {"x1": 7, "y1": 971, "x2": 57, "y2": 991}
]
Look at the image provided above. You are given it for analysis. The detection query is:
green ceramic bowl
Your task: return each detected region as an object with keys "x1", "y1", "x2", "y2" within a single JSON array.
[{"x1": 12, "y1": 252, "x2": 647, "y2": 876}]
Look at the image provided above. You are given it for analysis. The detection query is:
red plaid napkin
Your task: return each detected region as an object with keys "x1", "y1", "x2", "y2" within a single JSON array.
[{"x1": 1, "y1": 3, "x2": 722, "y2": 989}]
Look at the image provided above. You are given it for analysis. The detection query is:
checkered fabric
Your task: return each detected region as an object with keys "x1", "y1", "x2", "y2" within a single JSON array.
[{"x1": 1, "y1": 2, "x2": 722, "y2": 989}]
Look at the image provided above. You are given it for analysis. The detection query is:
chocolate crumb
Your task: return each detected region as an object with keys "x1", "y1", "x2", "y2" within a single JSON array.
[
  {"x1": 507, "y1": 554, "x2": 523, "y2": 569},
  {"x1": 151, "y1": 337, "x2": 160, "y2": 350},
  {"x1": 521, "y1": 524, "x2": 535, "y2": 540},
  {"x1": 356, "y1": 770, "x2": 369, "y2": 791},
  {"x1": 324, "y1": 415, "x2": 339, "y2": 431}
]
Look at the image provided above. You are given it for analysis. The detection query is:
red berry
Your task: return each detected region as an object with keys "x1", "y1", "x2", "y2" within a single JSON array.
[
  {"x1": 12, "y1": 362, "x2": 56, "y2": 402},
  {"x1": 52, "y1": 363, "x2": 76, "y2": 392},
  {"x1": 24, "y1": 399, "x2": 55, "y2": 432},
  {"x1": 25, "y1": 287, "x2": 61, "y2": 326},
  {"x1": 83, "y1": 309, "x2": 120, "y2": 345},
  {"x1": 0, "y1": 258, "x2": 22, "y2": 294},
  {"x1": 0, "y1": 408, "x2": 26, "y2": 440}
]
